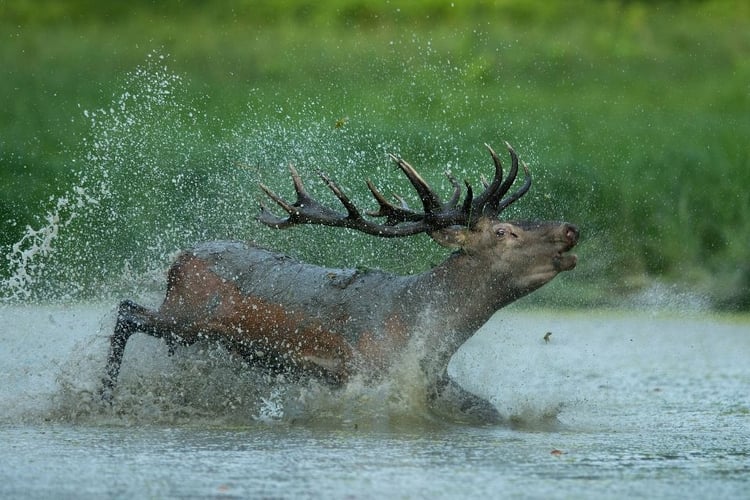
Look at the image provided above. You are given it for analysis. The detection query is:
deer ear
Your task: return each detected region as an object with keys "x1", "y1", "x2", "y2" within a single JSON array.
[{"x1": 429, "y1": 226, "x2": 469, "y2": 249}]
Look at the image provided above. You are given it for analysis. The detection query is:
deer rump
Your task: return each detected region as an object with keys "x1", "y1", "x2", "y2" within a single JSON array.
[{"x1": 101, "y1": 143, "x2": 579, "y2": 422}]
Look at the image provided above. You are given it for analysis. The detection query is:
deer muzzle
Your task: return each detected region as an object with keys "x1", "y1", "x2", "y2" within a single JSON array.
[{"x1": 553, "y1": 223, "x2": 579, "y2": 271}]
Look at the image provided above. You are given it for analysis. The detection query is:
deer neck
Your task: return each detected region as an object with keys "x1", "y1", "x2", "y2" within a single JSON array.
[{"x1": 407, "y1": 251, "x2": 518, "y2": 343}]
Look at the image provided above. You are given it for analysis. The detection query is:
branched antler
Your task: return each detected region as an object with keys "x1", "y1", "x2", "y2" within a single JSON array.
[{"x1": 258, "y1": 142, "x2": 531, "y2": 237}]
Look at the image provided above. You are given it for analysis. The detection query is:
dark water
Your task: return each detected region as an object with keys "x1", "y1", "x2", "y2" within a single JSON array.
[{"x1": 1, "y1": 304, "x2": 748, "y2": 499}]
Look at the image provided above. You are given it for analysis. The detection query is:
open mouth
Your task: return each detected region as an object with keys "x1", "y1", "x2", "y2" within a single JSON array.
[{"x1": 554, "y1": 250, "x2": 578, "y2": 271}]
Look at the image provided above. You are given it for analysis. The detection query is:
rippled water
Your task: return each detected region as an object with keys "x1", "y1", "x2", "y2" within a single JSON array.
[{"x1": 1, "y1": 304, "x2": 748, "y2": 499}]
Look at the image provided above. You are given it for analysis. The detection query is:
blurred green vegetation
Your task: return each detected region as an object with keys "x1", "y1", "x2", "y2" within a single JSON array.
[{"x1": 1, "y1": 0, "x2": 749, "y2": 309}]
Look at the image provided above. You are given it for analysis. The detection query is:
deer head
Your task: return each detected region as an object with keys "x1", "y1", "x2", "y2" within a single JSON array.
[{"x1": 258, "y1": 143, "x2": 578, "y2": 297}]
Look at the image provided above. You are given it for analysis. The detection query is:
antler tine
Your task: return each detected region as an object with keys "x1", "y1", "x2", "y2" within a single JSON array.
[
  {"x1": 258, "y1": 165, "x2": 347, "y2": 228},
  {"x1": 257, "y1": 164, "x2": 306, "y2": 228},
  {"x1": 495, "y1": 161, "x2": 532, "y2": 212},
  {"x1": 388, "y1": 153, "x2": 443, "y2": 215},
  {"x1": 257, "y1": 199, "x2": 294, "y2": 229},
  {"x1": 258, "y1": 183, "x2": 293, "y2": 216},
  {"x1": 444, "y1": 171, "x2": 462, "y2": 209},
  {"x1": 259, "y1": 164, "x2": 312, "y2": 209},
  {"x1": 365, "y1": 180, "x2": 423, "y2": 225},
  {"x1": 470, "y1": 143, "x2": 504, "y2": 212},
  {"x1": 476, "y1": 142, "x2": 523, "y2": 216},
  {"x1": 461, "y1": 180, "x2": 474, "y2": 214},
  {"x1": 318, "y1": 170, "x2": 362, "y2": 221}
]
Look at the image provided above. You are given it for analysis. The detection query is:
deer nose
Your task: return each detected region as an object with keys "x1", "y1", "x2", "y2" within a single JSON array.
[{"x1": 565, "y1": 224, "x2": 579, "y2": 244}]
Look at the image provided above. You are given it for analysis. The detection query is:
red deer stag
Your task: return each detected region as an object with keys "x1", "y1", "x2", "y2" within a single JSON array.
[{"x1": 101, "y1": 142, "x2": 579, "y2": 420}]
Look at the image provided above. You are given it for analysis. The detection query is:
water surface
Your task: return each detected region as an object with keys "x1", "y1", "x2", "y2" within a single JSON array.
[{"x1": 1, "y1": 304, "x2": 748, "y2": 498}]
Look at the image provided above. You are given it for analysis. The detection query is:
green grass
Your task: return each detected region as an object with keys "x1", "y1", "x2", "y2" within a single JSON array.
[{"x1": 1, "y1": 0, "x2": 749, "y2": 308}]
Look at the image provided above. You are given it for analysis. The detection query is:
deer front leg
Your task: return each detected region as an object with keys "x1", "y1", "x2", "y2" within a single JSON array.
[{"x1": 428, "y1": 370, "x2": 502, "y2": 423}]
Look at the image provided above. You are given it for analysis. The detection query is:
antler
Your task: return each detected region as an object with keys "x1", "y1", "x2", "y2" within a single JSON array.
[{"x1": 258, "y1": 142, "x2": 531, "y2": 237}]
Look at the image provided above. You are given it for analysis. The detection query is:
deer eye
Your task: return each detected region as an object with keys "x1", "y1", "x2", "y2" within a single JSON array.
[{"x1": 496, "y1": 228, "x2": 506, "y2": 237}]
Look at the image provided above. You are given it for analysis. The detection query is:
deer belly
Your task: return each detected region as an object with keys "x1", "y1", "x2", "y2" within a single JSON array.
[{"x1": 221, "y1": 295, "x2": 355, "y2": 382}]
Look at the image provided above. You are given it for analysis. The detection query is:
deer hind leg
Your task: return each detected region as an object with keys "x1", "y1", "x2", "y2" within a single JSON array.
[{"x1": 100, "y1": 299, "x2": 195, "y2": 401}]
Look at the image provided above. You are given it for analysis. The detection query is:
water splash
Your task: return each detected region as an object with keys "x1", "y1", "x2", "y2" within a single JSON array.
[
  {"x1": 44, "y1": 336, "x2": 439, "y2": 427},
  {"x1": 627, "y1": 281, "x2": 711, "y2": 312},
  {"x1": 2, "y1": 52, "x2": 207, "y2": 302},
  {"x1": 3, "y1": 196, "x2": 80, "y2": 301}
]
